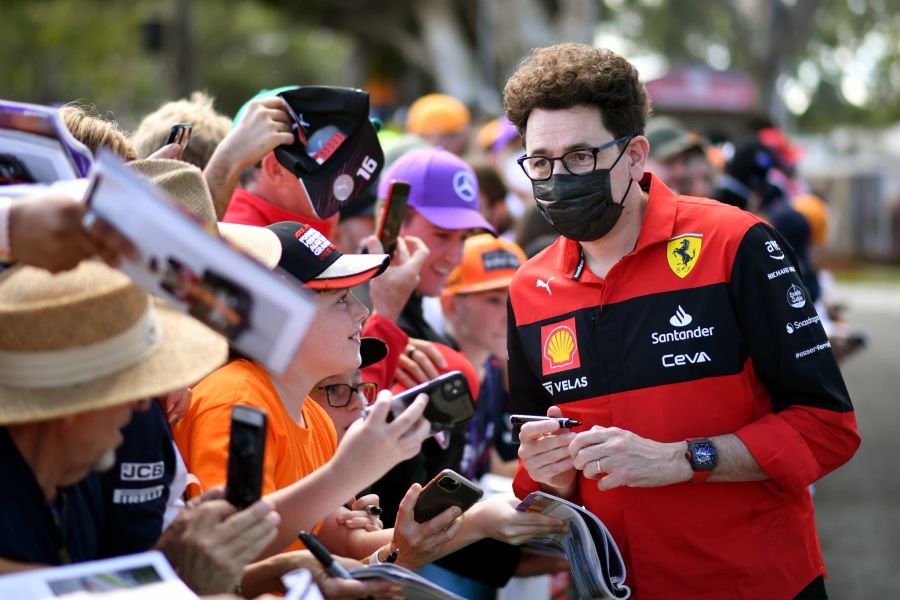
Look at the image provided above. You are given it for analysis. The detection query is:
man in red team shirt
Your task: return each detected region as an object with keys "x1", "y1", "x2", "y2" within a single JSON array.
[{"x1": 504, "y1": 43, "x2": 859, "y2": 599}]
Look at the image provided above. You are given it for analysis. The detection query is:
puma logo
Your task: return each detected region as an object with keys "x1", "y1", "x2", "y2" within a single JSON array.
[{"x1": 536, "y1": 277, "x2": 554, "y2": 295}]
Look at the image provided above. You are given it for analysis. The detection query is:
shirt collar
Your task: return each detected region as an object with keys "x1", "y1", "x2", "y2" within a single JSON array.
[
  {"x1": 555, "y1": 172, "x2": 679, "y2": 277},
  {"x1": 229, "y1": 189, "x2": 334, "y2": 237}
]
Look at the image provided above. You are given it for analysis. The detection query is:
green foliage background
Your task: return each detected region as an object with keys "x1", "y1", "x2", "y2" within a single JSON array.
[{"x1": 0, "y1": 0, "x2": 896, "y2": 131}]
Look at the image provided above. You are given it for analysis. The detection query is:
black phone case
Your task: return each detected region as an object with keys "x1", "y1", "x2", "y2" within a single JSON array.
[
  {"x1": 166, "y1": 123, "x2": 192, "y2": 147},
  {"x1": 392, "y1": 370, "x2": 475, "y2": 432},
  {"x1": 378, "y1": 181, "x2": 409, "y2": 255},
  {"x1": 225, "y1": 406, "x2": 267, "y2": 510},
  {"x1": 413, "y1": 470, "x2": 483, "y2": 523}
]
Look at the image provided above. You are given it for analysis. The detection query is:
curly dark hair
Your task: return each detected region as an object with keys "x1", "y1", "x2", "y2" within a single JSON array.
[{"x1": 503, "y1": 43, "x2": 651, "y2": 142}]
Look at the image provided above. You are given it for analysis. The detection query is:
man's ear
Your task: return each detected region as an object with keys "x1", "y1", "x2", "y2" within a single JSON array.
[
  {"x1": 627, "y1": 135, "x2": 650, "y2": 180},
  {"x1": 440, "y1": 294, "x2": 457, "y2": 320},
  {"x1": 260, "y1": 152, "x2": 284, "y2": 182}
]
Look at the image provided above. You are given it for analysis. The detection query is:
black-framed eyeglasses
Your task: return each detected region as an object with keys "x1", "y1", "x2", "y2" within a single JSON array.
[
  {"x1": 316, "y1": 381, "x2": 378, "y2": 407},
  {"x1": 517, "y1": 136, "x2": 632, "y2": 181}
]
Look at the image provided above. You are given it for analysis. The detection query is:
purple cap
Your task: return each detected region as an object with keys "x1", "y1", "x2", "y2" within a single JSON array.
[
  {"x1": 490, "y1": 118, "x2": 521, "y2": 153},
  {"x1": 377, "y1": 147, "x2": 495, "y2": 233}
]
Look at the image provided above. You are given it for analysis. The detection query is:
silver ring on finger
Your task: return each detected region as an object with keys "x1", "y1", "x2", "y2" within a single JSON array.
[
  {"x1": 596, "y1": 459, "x2": 603, "y2": 475},
  {"x1": 407, "y1": 346, "x2": 416, "y2": 358}
]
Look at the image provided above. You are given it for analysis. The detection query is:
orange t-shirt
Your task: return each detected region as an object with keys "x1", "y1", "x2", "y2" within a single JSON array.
[{"x1": 173, "y1": 359, "x2": 337, "y2": 552}]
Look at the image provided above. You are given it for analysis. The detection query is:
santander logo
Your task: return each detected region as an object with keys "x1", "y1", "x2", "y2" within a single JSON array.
[{"x1": 669, "y1": 305, "x2": 692, "y2": 327}]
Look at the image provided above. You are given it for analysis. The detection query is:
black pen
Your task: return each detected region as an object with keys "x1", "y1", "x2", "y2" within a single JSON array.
[
  {"x1": 298, "y1": 530, "x2": 352, "y2": 579},
  {"x1": 509, "y1": 414, "x2": 582, "y2": 428}
]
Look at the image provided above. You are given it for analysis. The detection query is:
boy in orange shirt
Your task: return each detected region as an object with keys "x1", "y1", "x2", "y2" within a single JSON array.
[
  {"x1": 176, "y1": 222, "x2": 567, "y2": 587},
  {"x1": 174, "y1": 222, "x2": 445, "y2": 560}
]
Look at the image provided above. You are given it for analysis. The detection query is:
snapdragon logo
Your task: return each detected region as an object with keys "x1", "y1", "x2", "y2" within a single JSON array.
[{"x1": 786, "y1": 315, "x2": 820, "y2": 334}]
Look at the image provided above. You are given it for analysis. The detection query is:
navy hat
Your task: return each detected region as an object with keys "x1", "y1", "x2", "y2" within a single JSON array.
[
  {"x1": 265, "y1": 222, "x2": 389, "y2": 289},
  {"x1": 359, "y1": 337, "x2": 388, "y2": 369}
]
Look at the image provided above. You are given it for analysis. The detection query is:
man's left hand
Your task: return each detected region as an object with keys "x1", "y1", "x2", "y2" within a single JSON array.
[{"x1": 569, "y1": 426, "x2": 693, "y2": 490}]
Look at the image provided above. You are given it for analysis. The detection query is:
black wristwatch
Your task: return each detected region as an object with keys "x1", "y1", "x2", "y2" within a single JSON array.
[{"x1": 685, "y1": 438, "x2": 718, "y2": 482}]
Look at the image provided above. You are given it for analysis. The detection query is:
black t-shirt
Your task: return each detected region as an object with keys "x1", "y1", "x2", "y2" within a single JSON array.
[
  {"x1": 96, "y1": 401, "x2": 176, "y2": 558},
  {"x1": 371, "y1": 297, "x2": 521, "y2": 588},
  {"x1": 0, "y1": 427, "x2": 104, "y2": 565}
]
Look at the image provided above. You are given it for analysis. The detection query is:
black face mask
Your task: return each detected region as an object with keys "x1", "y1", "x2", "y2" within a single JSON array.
[{"x1": 532, "y1": 145, "x2": 633, "y2": 242}]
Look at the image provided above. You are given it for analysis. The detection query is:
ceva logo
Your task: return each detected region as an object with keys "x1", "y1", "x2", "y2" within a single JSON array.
[{"x1": 662, "y1": 351, "x2": 711, "y2": 367}]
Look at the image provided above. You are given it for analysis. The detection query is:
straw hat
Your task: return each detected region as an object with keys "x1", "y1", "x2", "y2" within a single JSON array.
[
  {"x1": 0, "y1": 261, "x2": 228, "y2": 424},
  {"x1": 130, "y1": 158, "x2": 218, "y2": 226},
  {"x1": 129, "y1": 158, "x2": 286, "y2": 269}
]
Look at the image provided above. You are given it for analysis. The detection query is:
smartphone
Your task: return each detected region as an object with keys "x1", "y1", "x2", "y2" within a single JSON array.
[
  {"x1": 225, "y1": 405, "x2": 267, "y2": 510},
  {"x1": 165, "y1": 123, "x2": 192, "y2": 153},
  {"x1": 414, "y1": 469, "x2": 483, "y2": 523},
  {"x1": 375, "y1": 180, "x2": 410, "y2": 255},
  {"x1": 391, "y1": 370, "x2": 475, "y2": 433}
]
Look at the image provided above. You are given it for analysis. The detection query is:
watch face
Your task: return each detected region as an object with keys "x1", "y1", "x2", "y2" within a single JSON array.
[
  {"x1": 689, "y1": 440, "x2": 717, "y2": 471},
  {"x1": 694, "y1": 445, "x2": 715, "y2": 465}
]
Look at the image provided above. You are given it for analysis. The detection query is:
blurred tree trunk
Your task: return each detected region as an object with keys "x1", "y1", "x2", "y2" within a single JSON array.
[
  {"x1": 410, "y1": 0, "x2": 476, "y2": 102},
  {"x1": 284, "y1": 0, "x2": 600, "y2": 113},
  {"x1": 171, "y1": 0, "x2": 196, "y2": 98},
  {"x1": 718, "y1": 0, "x2": 820, "y2": 126}
]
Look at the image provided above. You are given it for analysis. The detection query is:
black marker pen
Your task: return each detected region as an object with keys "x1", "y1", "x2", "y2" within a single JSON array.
[
  {"x1": 509, "y1": 414, "x2": 582, "y2": 428},
  {"x1": 298, "y1": 530, "x2": 352, "y2": 579}
]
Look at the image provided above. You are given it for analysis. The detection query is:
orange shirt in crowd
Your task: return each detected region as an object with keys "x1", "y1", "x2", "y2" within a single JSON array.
[{"x1": 173, "y1": 359, "x2": 337, "y2": 552}]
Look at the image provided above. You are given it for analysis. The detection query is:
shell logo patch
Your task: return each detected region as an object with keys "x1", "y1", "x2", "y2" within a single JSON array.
[
  {"x1": 667, "y1": 233, "x2": 703, "y2": 278},
  {"x1": 541, "y1": 317, "x2": 581, "y2": 375}
]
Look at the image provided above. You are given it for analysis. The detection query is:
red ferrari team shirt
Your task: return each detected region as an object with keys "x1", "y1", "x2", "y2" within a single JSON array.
[
  {"x1": 223, "y1": 188, "x2": 334, "y2": 237},
  {"x1": 508, "y1": 174, "x2": 859, "y2": 600}
]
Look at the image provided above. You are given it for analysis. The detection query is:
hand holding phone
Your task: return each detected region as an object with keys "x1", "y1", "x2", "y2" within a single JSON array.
[
  {"x1": 165, "y1": 123, "x2": 192, "y2": 155},
  {"x1": 225, "y1": 405, "x2": 267, "y2": 510},
  {"x1": 413, "y1": 469, "x2": 483, "y2": 523},
  {"x1": 376, "y1": 180, "x2": 410, "y2": 256},
  {"x1": 389, "y1": 370, "x2": 475, "y2": 433}
]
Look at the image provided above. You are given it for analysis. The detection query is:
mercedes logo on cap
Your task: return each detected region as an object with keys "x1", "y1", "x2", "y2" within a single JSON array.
[{"x1": 452, "y1": 171, "x2": 477, "y2": 203}]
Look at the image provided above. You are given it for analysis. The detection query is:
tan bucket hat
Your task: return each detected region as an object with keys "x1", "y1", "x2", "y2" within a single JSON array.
[
  {"x1": 129, "y1": 158, "x2": 282, "y2": 268},
  {"x1": 0, "y1": 260, "x2": 228, "y2": 424}
]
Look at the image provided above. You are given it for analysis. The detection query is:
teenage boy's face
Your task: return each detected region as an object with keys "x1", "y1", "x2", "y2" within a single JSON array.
[
  {"x1": 449, "y1": 288, "x2": 509, "y2": 357},
  {"x1": 298, "y1": 288, "x2": 370, "y2": 381},
  {"x1": 310, "y1": 369, "x2": 365, "y2": 442},
  {"x1": 400, "y1": 211, "x2": 469, "y2": 297}
]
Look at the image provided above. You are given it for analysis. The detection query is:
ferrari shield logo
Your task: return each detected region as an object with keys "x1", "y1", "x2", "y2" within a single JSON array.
[{"x1": 667, "y1": 233, "x2": 703, "y2": 278}]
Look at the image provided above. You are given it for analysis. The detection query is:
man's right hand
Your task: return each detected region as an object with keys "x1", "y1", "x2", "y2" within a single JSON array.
[
  {"x1": 155, "y1": 487, "x2": 280, "y2": 595},
  {"x1": 367, "y1": 235, "x2": 429, "y2": 322},
  {"x1": 241, "y1": 551, "x2": 401, "y2": 599},
  {"x1": 202, "y1": 96, "x2": 295, "y2": 218},
  {"x1": 387, "y1": 482, "x2": 464, "y2": 571},
  {"x1": 213, "y1": 96, "x2": 295, "y2": 173},
  {"x1": 8, "y1": 193, "x2": 138, "y2": 273},
  {"x1": 517, "y1": 406, "x2": 578, "y2": 498},
  {"x1": 333, "y1": 390, "x2": 431, "y2": 488}
]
